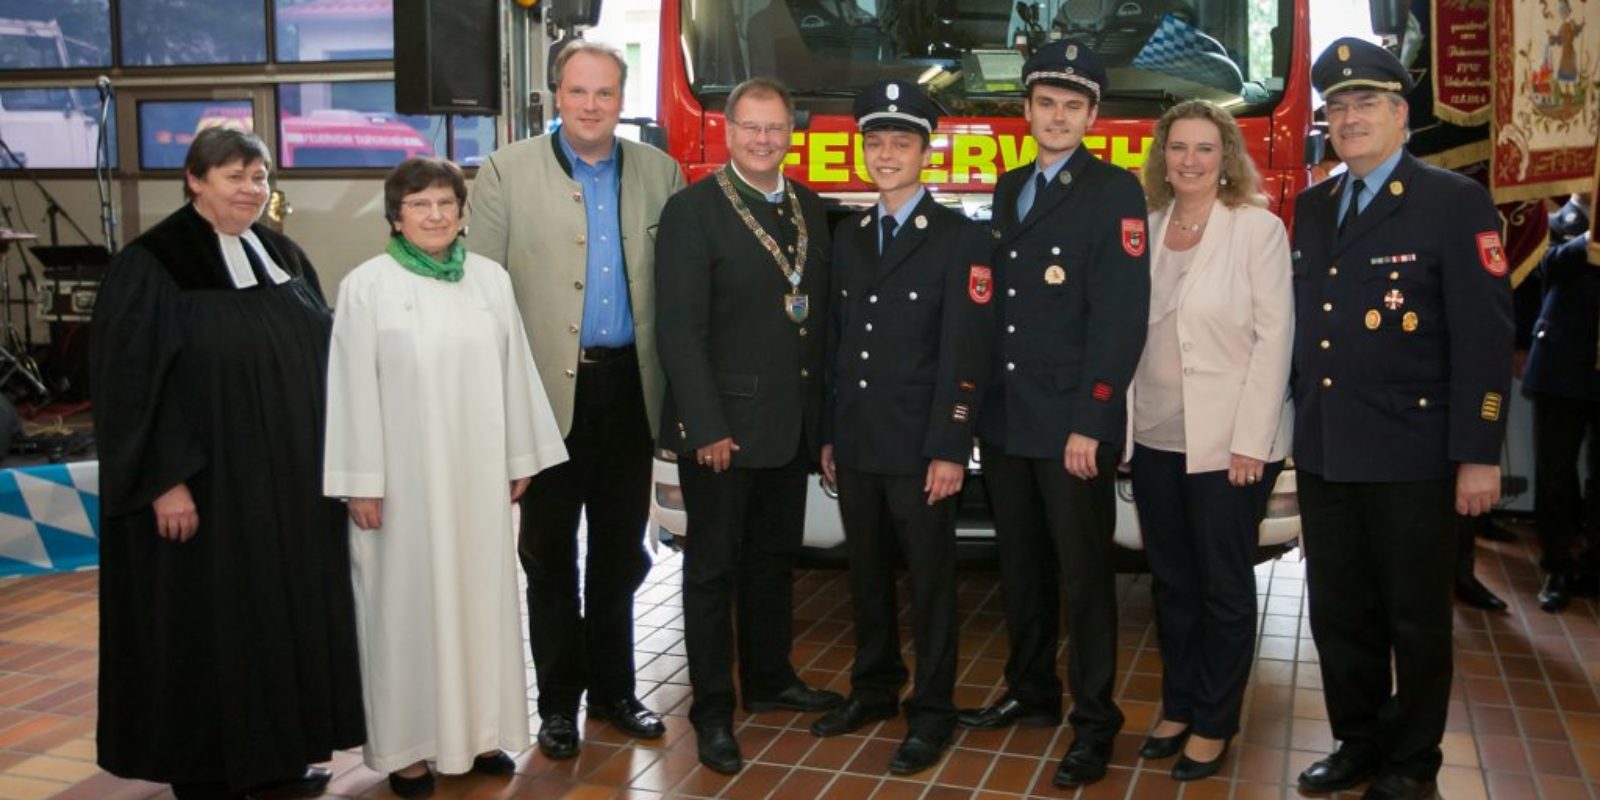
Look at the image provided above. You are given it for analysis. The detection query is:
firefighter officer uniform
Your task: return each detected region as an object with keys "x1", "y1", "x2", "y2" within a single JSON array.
[
  {"x1": 1291, "y1": 39, "x2": 1512, "y2": 800},
  {"x1": 960, "y1": 40, "x2": 1151, "y2": 788},
  {"x1": 812, "y1": 80, "x2": 997, "y2": 774}
]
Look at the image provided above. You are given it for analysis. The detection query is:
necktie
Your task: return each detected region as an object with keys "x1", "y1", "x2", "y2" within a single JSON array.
[
  {"x1": 1019, "y1": 171, "x2": 1049, "y2": 220},
  {"x1": 1339, "y1": 178, "x2": 1366, "y2": 235},
  {"x1": 880, "y1": 213, "x2": 898, "y2": 257}
]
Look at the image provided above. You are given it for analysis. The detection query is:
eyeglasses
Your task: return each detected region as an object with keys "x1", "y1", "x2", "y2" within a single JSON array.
[
  {"x1": 400, "y1": 198, "x2": 461, "y2": 215},
  {"x1": 730, "y1": 120, "x2": 793, "y2": 138}
]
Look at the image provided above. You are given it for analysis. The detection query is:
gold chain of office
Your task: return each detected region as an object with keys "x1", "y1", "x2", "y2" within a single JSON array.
[{"x1": 714, "y1": 165, "x2": 810, "y2": 292}]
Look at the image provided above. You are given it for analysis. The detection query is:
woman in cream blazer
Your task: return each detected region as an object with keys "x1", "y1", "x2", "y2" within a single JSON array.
[{"x1": 1128, "y1": 100, "x2": 1293, "y2": 781}]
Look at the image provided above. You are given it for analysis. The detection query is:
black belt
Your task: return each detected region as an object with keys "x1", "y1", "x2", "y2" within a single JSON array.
[{"x1": 579, "y1": 344, "x2": 636, "y2": 364}]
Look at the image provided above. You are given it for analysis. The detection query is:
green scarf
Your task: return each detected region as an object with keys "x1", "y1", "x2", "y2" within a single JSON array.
[{"x1": 387, "y1": 235, "x2": 466, "y2": 283}]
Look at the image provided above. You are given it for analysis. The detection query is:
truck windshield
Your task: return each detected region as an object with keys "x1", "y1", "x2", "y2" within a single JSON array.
[{"x1": 679, "y1": 0, "x2": 1292, "y2": 116}]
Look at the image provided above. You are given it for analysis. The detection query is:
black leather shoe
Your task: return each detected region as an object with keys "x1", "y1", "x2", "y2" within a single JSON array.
[
  {"x1": 1361, "y1": 774, "x2": 1438, "y2": 800},
  {"x1": 889, "y1": 731, "x2": 951, "y2": 775},
  {"x1": 590, "y1": 696, "x2": 666, "y2": 739},
  {"x1": 1171, "y1": 740, "x2": 1229, "y2": 781},
  {"x1": 471, "y1": 750, "x2": 516, "y2": 775},
  {"x1": 1298, "y1": 746, "x2": 1380, "y2": 793},
  {"x1": 694, "y1": 724, "x2": 744, "y2": 775},
  {"x1": 1053, "y1": 738, "x2": 1112, "y2": 787},
  {"x1": 386, "y1": 767, "x2": 434, "y2": 799},
  {"x1": 743, "y1": 683, "x2": 845, "y2": 713},
  {"x1": 809, "y1": 697, "x2": 896, "y2": 737},
  {"x1": 249, "y1": 766, "x2": 333, "y2": 798},
  {"x1": 1539, "y1": 572, "x2": 1573, "y2": 612},
  {"x1": 1454, "y1": 574, "x2": 1508, "y2": 611},
  {"x1": 537, "y1": 713, "x2": 580, "y2": 760},
  {"x1": 1138, "y1": 726, "x2": 1190, "y2": 759},
  {"x1": 956, "y1": 697, "x2": 1062, "y2": 730}
]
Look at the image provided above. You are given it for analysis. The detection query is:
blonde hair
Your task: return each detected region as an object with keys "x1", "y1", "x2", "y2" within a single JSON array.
[{"x1": 1142, "y1": 99, "x2": 1268, "y2": 211}]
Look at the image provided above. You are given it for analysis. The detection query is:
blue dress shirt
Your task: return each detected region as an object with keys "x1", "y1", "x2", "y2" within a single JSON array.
[
  {"x1": 1017, "y1": 149, "x2": 1074, "y2": 220},
  {"x1": 877, "y1": 187, "x2": 927, "y2": 252},
  {"x1": 560, "y1": 131, "x2": 633, "y2": 348},
  {"x1": 1335, "y1": 148, "x2": 1404, "y2": 223}
]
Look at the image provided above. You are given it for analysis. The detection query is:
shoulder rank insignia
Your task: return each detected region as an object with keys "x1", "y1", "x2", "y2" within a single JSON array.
[
  {"x1": 951, "y1": 402, "x2": 971, "y2": 423},
  {"x1": 1481, "y1": 392, "x2": 1503, "y2": 421}
]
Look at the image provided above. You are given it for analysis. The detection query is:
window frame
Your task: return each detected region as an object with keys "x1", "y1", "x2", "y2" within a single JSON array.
[{"x1": 0, "y1": 0, "x2": 497, "y2": 177}]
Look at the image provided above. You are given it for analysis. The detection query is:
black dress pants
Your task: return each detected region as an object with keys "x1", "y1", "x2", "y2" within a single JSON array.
[
  {"x1": 1299, "y1": 471, "x2": 1456, "y2": 781},
  {"x1": 1131, "y1": 446, "x2": 1280, "y2": 739},
  {"x1": 520, "y1": 351, "x2": 653, "y2": 717},
  {"x1": 836, "y1": 466, "x2": 959, "y2": 737},
  {"x1": 679, "y1": 450, "x2": 808, "y2": 727},
  {"x1": 980, "y1": 443, "x2": 1124, "y2": 742},
  {"x1": 1533, "y1": 392, "x2": 1600, "y2": 574}
]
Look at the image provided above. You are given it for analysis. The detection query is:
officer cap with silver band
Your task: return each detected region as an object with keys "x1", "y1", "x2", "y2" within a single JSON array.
[
  {"x1": 853, "y1": 79, "x2": 939, "y2": 136},
  {"x1": 1313, "y1": 37, "x2": 1415, "y2": 98},
  {"x1": 1021, "y1": 39, "x2": 1107, "y2": 103}
]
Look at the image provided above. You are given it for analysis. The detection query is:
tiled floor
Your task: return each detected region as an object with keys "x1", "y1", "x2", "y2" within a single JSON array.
[{"x1": 1, "y1": 521, "x2": 1598, "y2": 799}]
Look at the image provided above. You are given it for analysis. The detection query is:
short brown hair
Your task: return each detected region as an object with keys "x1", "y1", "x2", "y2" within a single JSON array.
[
  {"x1": 553, "y1": 40, "x2": 627, "y2": 91},
  {"x1": 182, "y1": 127, "x2": 271, "y2": 200},
  {"x1": 383, "y1": 157, "x2": 467, "y2": 233},
  {"x1": 727, "y1": 77, "x2": 795, "y2": 124},
  {"x1": 1142, "y1": 99, "x2": 1267, "y2": 211}
]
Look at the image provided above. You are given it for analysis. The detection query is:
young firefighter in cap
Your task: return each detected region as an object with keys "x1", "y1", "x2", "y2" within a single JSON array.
[
  {"x1": 1292, "y1": 38, "x2": 1511, "y2": 800},
  {"x1": 811, "y1": 79, "x2": 996, "y2": 775},
  {"x1": 957, "y1": 39, "x2": 1151, "y2": 788}
]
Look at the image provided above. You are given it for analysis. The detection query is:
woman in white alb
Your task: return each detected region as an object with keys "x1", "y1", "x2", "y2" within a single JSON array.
[
  {"x1": 324, "y1": 157, "x2": 568, "y2": 798},
  {"x1": 1128, "y1": 100, "x2": 1293, "y2": 782}
]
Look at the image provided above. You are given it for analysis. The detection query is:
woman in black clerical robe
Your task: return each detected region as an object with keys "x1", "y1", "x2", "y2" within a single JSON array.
[{"x1": 90, "y1": 128, "x2": 364, "y2": 800}]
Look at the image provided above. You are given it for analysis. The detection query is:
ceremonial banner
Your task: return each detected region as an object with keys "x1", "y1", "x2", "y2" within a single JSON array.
[
  {"x1": 1490, "y1": 0, "x2": 1599, "y2": 203},
  {"x1": 1431, "y1": 0, "x2": 1492, "y2": 126}
]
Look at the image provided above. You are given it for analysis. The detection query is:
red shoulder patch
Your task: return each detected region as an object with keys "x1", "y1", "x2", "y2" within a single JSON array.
[
  {"x1": 968, "y1": 265, "x2": 993, "y2": 304},
  {"x1": 1476, "y1": 231, "x2": 1508, "y2": 277},
  {"x1": 1121, "y1": 219, "x2": 1146, "y2": 258}
]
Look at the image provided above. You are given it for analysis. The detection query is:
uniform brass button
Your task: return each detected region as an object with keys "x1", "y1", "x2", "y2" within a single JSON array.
[
  {"x1": 865, "y1": 323, "x2": 873, "y2": 332},
  {"x1": 1009, "y1": 250, "x2": 1018, "y2": 259},
  {"x1": 1321, "y1": 377, "x2": 1333, "y2": 388},
  {"x1": 569, "y1": 325, "x2": 579, "y2": 334},
  {"x1": 798, "y1": 328, "x2": 808, "y2": 337},
  {"x1": 1007, "y1": 288, "x2": 1017, "y2": 298},
  {"x1": 860, "y1": 351, "x2": 869, "y2": 360},
  {"x1": 576, "y1": 234, "x2": 586, "y2": 246},
  {"x1": 869, "y1": 294, "x2": 878, "y2": 303},
  {"x1": 908, "y1": 291, "x2": 918, "y2": 301},
  {"x1": 1329, "y1": 266, "x2": 1339, "y2": 276},
  {"x1": 575, "y1": 281, "x2": 585, "y2": 290},
  {"x1": 842, "y1": 289, "x2": 849, "y2": 297},
  {"x1": 1418, "y1": 397, "x2": 1429, "y2": 408},
  {"x1": 1320, "y1": 339, "x2": 1330, "y2": 349},
  {"x1": 1322, "y1": 302, "x2": 1333, "y2": 312},
  {"x1": 1390, "y1": 271, "x2": 1400, "y2": 280},
  {"x1": 859, "y1": 379, "x2": 868, "y2": 388},
  {"x1": 1007, "y1": 324, "x2": 1016, "y2": 334},
  {"x1": 1006, "y1": 362, "x2": 1016, "y2": 371},
  {"x1": 800, "y1": 368, "x2": 809, "y2": 378},
  {"x1": 572, "y1": 192, "x2": 582, "y2": 203},
  {"x1": 564, "y1": 369, "x2": 576, "y2": 378}
]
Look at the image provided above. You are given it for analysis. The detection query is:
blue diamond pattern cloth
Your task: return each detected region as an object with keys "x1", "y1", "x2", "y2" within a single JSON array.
[
  {"x1": 0, "y1": 461, "x2": 100, "y2": 577},
  {"x1": 1133, "y1": 14, "x2": 1244, "y2": 93}
]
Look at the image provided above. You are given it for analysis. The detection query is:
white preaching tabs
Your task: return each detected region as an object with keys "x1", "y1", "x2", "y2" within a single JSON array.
[{"x1": 217, "y1": 230, "x2": 292, "y2": 288}]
